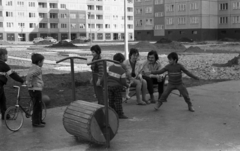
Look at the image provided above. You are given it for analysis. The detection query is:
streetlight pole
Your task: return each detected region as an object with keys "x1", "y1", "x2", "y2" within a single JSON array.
[
  {"x1": 88, "y1": 12, "x2": 92, "y2": 47},
  {"x1": 66, "y1": 7, "x2": 71, "y2": 40},
  {"x1": 124, "y1": 0, "x2": 129, "y2": 60}
]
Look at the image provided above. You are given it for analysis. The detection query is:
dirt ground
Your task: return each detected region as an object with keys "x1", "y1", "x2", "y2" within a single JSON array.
[{"x1": 3, "y1": 41, "x2": 240, "y2": 109}]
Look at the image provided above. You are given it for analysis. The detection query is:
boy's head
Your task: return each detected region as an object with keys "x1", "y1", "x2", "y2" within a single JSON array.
[
  {"x1": 129, "y1": 48, "x2": 139, "y2": 62},
  {"x1": 147, "y1": 50, "x2": 159, "y2": 63},
  {"x1": 113, "y1": 53, "x2": 125, "y2": 63},
  {"x1": 90, "y1": 45, "x2": 101, "y2": 57},
  {"x1": 31, "y1": 53, "x2": 44, "y2": 67},
  {"x1": 0, "y1": 48, "x2": 8, "y2": 62},
  {"x1": 167, "y1": 52, "x2": 178, "y2": 64}
]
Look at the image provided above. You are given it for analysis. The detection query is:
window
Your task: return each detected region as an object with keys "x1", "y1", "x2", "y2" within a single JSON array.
[
  {"x1": 155, "y1": 25, "x2": 164, "y2": 29},
  {"x1": 29, "y1": 2, "x2": 35, "y2": 7},
  {"x1": 97, "y1": 33, "x2": 103, "y2": 40},
  {"x1": 61, "y1": 24, "x2": 67, "y2": 28},
  {"x1": 39, "y1": 13, "x2": 47, "y2": 18},
  {"x1": 88, "y1": 24, "x2": 95, "y2": 29},
  {"x1": 155, "y1": 0, "x2": 163, "y2": 5},
  {"x1": 190, "y1": 2, "x2": 198, "y2": 10},
  {"x1": 39, "y1": 23, "x2": 47, "y2": 28},
  {"x1": 166, "y1": 18, "x2": 173, "y2": 25},
  {"x1": 128, "y1": 16, "x2": 133, "y2": 21},
  {"x1": 0, "y1": 11, "x2": 2, "y2": 17},
  {"x1": 18, "y1": 23, "x2": 25, "y2": 28},
  {"x1": 29, "y1": 23, "x2": 36, "y2": 28},
  {"x1": 145, "y1": 7, "x2": 153, "y2": 13},
  {"x1": 190, "y1": 17, "x2": 199, "y2": 24},
  {"x1": 219, "y1": 16, "x2": 228, "y2": 24},
  {"x1": 128, "y1": 24, "x2": 133, "y2": 29},
  {"x1": 135, "y1": 8, "x2": 142, "y2": 14},
  {"x1": 166, "y1": 4, "x2": 174, "y2": 12},
  {"x1": 178, "y1": 17, "x2": 186, "y2": 24},
  {"x1": 38, "y1": 2, "x2": 47, "y2": 8},
  {"x1": 178, "y1": 4, "x2": 186, "y2": 11},
  {"x1": 135, "y1": 0, "x2": 141, "y2": 2},
  {"x1": 79, "y1": 14, "x2": 85, "y2": 19},
  {"x1": 145, "y1": 18, "x2": 153, "y2": 25},
  {"x1": 127, "y1": 7, "x2": 133, "y2": 12},
  {"x1": 105, "y1": 24, "x2": 110, "y2": 28},
  {"x1": 219, "y1": 3, "x2": 228, "y2": 10},
  {"x1": 71, "y1": 23, "x2": 76, "y2": 29},
  {"x1": 18, "y1": 12, "x2": 24, "y2": 17},
  {"x1": 50, "y1": 23, "x2": 58, "y2": 28},
  {"x1": 6, "y1": 22, "x2": 14, "y2": 28},
  {"x1": 60, "y1": 14, "x2": 67, "y2": 18},
  {"x1": 70, "y1": 14, "x2": 76, "y2": 19},
  {"x1": 96, "y1": 5, "x2": 103, "y2": 10},
  {"x1": 136, "y1": 20, "x2": 142, "y2": 26},
  {"x1": 6, "y1": 1, "x2": 13, "y2": 6},
  {"x1": 96, "y1": 15, "x2": 103, "y2": 20},
  {"x1": 105, "y1": 33, "x2": 111, "y2": 40},
  {"x1": 17, "y1": 1, "x2": 24, "y2": 6},
  {"x1": 88, "y1": 5, "x2": 94, "y2": 10},
  {"x1": 60, "y1": 4, "x2": 66, "y2": 8},
  {"x1": 192, "y1": 31, "x2": 197, "y2": 34},
  {"x1": 105, "y1": 15, "x2": 111, "y2": 20},
  {"x1": 0, "y1": 22, "x2": 3, "y2": 28},
  {"x1": 96, "y1": 24, "x2": 103, "y2": 29},
  {"x1": 232, "y1": 16, "x2": 240, "y2": 24},
  {"x1": 6, "y1": 12, "x2": 13, "y2": 17},
  {"x1": 233, "y1": 2, "x2": 240, "y2": 9},
  {"x1": 50, "y1": 3, "x2": 57, "y2": 8},
  {"x1": 29, "y1": 13, "x2": 35, "y2": 18},
  {"x1": 0, "y1": 0, "x2": 2, "y2": 6},
  {"x1": 79, "y1": 24, "x2": 85, "y2": 29},
  {"x1": 155, "y1": 12, "x2": 163, "y2": 17},
  {"x1": 50, "y1": 13, "x2": 58, "y2": 19}
]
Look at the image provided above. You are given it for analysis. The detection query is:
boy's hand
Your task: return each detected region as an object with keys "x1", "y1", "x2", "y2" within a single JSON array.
[{"x1": 142, "y1": 71, "x2": 151, "y2": 76}]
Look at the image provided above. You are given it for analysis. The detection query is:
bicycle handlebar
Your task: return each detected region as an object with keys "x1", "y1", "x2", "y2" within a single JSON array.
[{"x1": 13, "y1": 85, "x2": 27, "y2": 98}]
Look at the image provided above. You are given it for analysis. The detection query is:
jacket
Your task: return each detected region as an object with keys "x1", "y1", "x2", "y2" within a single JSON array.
[{"x1": 26, "y1": 64, "x2": 44, "y2": 91}]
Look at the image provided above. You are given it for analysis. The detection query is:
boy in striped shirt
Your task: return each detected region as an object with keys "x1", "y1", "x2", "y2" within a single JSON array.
[
  {"x1": 108, "y1": 53, "x2": 128, "y2": 119},
  {"x1": 144, "y1": 52, "x2": 200, "y2": 112}
]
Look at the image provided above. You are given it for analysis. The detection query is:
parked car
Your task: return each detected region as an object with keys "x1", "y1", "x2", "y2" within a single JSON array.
[
  {"x1": 33, "y1": 37, "x2": 44, "y2": 44},
  {"x1": 44, "y1": 37, "x2": 58, "y2": 43},
  {"x1": 71, "y1": 36, "x2": 91, "y2": 43}
]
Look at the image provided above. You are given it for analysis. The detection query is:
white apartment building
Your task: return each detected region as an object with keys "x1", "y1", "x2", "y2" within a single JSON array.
[{"x1": 0, "y1": 0, "x2": 134, "y2": 41}]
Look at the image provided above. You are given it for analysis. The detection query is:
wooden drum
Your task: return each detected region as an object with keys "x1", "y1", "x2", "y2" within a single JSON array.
[{"x1": 63, "y1": 100, "x2": 119, "y2": 144}]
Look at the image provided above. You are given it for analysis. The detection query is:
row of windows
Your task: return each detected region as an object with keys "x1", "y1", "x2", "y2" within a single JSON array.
[
  {"x1": 0, "y1": 22, "x2": 134, "y2": 29},
  {"x1": 166, "y1": 17, "x2": 199, "y2": 25},
  {"x1": 166, "y1": 3, "x2": 199, "y2": 12},
  {"x1": 136, "y1": 19, "x2": 153, "y2": 26}
]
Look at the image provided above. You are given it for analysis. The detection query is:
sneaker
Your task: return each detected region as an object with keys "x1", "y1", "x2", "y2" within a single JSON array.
[
  {"x1": 1, "y1": 114, "x2": 10, "y2": 120},
  {"x1": 188, "y1": 105, "x2": 195, "y2": 112},
  {"x1": 154, "y1": 101, "x2": 163, "y2": 110},
  {"x1": 119, "y1": 115, "x2": 128, "y2": 119},
  {"x1": 32, "y1": 124, "x2": 45, "y2": 127},
  {"x1": 41, "y1": 121, "x2": 46, "y2": 125}
]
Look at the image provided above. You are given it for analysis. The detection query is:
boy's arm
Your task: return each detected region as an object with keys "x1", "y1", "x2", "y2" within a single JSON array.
[
  {"x1": 120, "y1": 73, "x2": 128, "y2": 87},
  {"x1": 5, "y1": 65, "x2": 24, "y2": 83},
  {"x1": 180, "y1": 64, "x2": 200, "y2": 80},
  {"x1": 151, "y1": 67, "x2": 167, "y2": 75},
  {"x1": 97, "y1": 61, "x2": 104, "y2": 81}
]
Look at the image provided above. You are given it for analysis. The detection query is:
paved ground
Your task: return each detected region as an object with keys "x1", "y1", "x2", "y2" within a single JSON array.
[{"x1": 0, "y1": 80, "x2": 240, "y2": 151}]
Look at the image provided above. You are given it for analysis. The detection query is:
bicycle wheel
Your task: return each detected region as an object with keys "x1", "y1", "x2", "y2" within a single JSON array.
[
  {"x1": 5, "y1": 106, "x2": 24, "y2": 132},
  {"x1": 29, "y1": 101, "x2": 47, "y2": 120}
]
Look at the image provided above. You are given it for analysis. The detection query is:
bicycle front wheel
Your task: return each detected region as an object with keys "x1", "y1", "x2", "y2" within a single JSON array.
[
  {"x1": 5, "y1": 106, "x2": 24, "y2": 132},
  {"x1": 41, "y1": 101, "x2": 47, "y2": 121}
]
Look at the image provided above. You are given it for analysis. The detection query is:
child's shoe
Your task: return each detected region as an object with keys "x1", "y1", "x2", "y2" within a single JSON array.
[
  {"x1": 154, "y1": 101, "x2": 163, "y2": 110},
  {"x1": 188, "y1": 105, "x2": 195, "y2": 112},
  {"x1": 119, "y1": 114, "x2": 128, "y2": 119}
]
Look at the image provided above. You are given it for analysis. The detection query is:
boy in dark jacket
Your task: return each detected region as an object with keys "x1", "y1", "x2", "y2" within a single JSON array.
[
  {"x1": 0, "y1": 48, "x2": 24, "y2": 120},
  {"x1": 108, "y1": 53, "x2": 128, "y2": 119}
]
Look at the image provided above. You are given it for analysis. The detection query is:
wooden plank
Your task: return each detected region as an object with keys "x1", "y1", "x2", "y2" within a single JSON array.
[
  {"x1": 67, "y1": 106, "x2": 94, "y2": 114},
  {"x1": 65, "y1": 127, "x2": 91, "y2": 139},
  {"x1": 63, "y1": 118, "x2": 89, "y2": 129},
  {"x1": 65, "y1": 110, "x2": 92, "y2": 119},
  {"x1": 64, "y1": 122, "x2": 89, "y2": 133},
  {"x1": 64, "y1": 114, "x2": 89, "y2": 124}
]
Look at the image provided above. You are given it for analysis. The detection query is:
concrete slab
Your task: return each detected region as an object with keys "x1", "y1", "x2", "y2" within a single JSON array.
[{"x1": 0, "y1": 80, "x2": 240, "y2": 151}]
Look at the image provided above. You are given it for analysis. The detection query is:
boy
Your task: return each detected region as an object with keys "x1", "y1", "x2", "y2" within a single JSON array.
[
  {"x1": 26, "y1": 53, "x2": 45, "y2": 127},
  {"x1": 0, "y1": 48, "x2": 24, "y2": 120},
  {"x1": 108, "y1": 53, "x2": 128, "y2": 119},
  {"x1": 144, "y1": 52, "x2": 200, "y2": 112}
]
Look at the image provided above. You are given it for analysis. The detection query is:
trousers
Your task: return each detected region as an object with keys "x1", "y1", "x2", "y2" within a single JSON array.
[{"x1": 28, "y1": 90, "x2": 43, "y2": 125}]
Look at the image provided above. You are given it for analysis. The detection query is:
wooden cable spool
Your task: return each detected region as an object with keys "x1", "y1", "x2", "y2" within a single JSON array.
[{"x1": 63, "y1": 100, "x2": 119, "y2": 144}]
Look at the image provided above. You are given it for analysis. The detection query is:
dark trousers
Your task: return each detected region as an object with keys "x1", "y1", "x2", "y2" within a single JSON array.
[
  {"x1": 92, "y1": 73, "x2": 104, "y2": 105},
  {"x1": 143, "y1": 76, "x2": 164, "y2": 98},
  {"x1": 108, "y1": 85, "x2": 124, "y2": 116},
  {"x1": 28, "y1": 90, "x2": 42, "y2": 125},
  {"x1": 159, "y1": 84, "x2": 192, "y2": 106},
  {"x1": 0, "y1": 86, "x2": 7, "y2": 119}
]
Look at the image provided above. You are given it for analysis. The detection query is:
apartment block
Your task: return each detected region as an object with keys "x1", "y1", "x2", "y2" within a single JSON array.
[
  {"x1": 134, "y1": 0, "x2": 240, "y2": 41},
  {"x1": 0, "y1": 0, "x2": 134, "y2": 42}
]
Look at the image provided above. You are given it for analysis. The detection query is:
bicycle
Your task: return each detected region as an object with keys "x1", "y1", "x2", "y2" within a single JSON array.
[{"x1": 4, "y1": 85, "x2": 47, "y2": 132}]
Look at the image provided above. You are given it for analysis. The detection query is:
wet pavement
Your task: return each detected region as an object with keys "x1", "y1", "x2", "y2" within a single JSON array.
[{"x1": 1, "y1": 80, "x2": 240, "y2": 151}]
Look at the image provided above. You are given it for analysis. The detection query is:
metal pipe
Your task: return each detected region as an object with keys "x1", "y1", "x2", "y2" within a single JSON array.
[
  {"x1": 124, "y1": 0, "x2": 129, "y2": 60},
  {"x1": 70, "y1": 59, "x2": 75, "y2": 101}
]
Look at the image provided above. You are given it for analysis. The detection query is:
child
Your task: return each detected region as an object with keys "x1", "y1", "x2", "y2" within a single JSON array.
[
  {"x1": 90, "y1": 45, "x2": 104, "y2": 105},
  {"x1": 108, "y1": 53, "x2": 128, "y2": 119},
  {"x1": 26, "y1": 53, "x2": 45, "y2": 127},
  {"x1": 144, "y1": 52, "x2": 200, "y2": 112},
  {"x1": 0, "y1": 48, "x2": 24, "y2": 120}
]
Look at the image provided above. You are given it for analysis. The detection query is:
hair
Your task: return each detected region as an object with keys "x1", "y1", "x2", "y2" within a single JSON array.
[
  {"x1": 167, "y1": 52, "x2": 178, "y2": 63},
  {"x1": 129, "y1": 48, "x2": 139, "y2": 59},
  {"x1": 113, "y1": 53, "x2": 125, "y2": 63},
  {"x1": 0, "y1": 48, "x2": 8, "y2": 57},
  {"x1": 147, "y1": 50, "x2": 159, "y2": 61},
  {"x1": 31, "y1": 53, "x2": 45, "y2": 65},
  {"x1": 90, "y1": 45, "x2": 101, "y2": 55}
]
